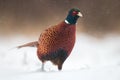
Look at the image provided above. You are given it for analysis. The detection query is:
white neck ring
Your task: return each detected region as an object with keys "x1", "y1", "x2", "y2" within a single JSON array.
[{"x1": 65, "y1": 20, "x2": 70, "y2": 24}]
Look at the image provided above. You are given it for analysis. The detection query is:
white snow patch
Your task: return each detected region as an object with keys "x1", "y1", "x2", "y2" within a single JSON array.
[{"x1": 0, "y1": 34, "x2": 120, "y2": 80}]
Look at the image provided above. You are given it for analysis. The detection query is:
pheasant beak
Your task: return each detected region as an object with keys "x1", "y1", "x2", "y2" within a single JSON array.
[{"x1": 77, "y1": 12, "x2": 83, "y2": 17}]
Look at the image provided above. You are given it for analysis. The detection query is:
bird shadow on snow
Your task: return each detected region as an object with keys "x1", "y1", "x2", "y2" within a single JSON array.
[
  {"x1": 30, "y1": 68, "x2": 58, "y2": 73},
  {"x1": 28, "y1": 65, "x2": 90, "y2": 74},
  {"x1": 12, "y1": 69, "x2": 64, "y2": 77},
  {"x1": 11, "y1": 65, "x2": 90, "y2": 76}
]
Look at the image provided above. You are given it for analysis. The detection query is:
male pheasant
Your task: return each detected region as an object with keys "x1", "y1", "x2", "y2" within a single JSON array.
[{"x1": 17, "y1": 8, "x2": 83, "y2": 70}]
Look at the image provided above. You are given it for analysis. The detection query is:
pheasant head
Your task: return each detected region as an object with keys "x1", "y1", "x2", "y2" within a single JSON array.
[{"x1": 65, "y1": 8, "x2": 83, "y2": 24}]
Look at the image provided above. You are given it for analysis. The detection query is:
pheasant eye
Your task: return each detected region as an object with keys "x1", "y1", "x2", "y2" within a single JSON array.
[{"x1": 72, "y1": 11, "x2": 78, "y2": 16}]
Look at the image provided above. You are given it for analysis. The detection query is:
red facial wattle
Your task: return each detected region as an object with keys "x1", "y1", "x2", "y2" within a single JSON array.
[{"x1": 72, "y1": 11, "x2": 78, "y2": 16}]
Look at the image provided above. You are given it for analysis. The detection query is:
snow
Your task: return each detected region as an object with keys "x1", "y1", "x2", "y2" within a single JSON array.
[{"x1": 0, "y1": 34, "x2": 120, "y2": 80}]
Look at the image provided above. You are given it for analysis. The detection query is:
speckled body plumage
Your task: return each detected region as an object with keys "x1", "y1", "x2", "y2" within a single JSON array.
[
  {"x1": 37, "y1": 21, "x2": 76, "y2": 57},
  {"x1": 37, "y1": 21, "x2": 76, "y2": 70}
]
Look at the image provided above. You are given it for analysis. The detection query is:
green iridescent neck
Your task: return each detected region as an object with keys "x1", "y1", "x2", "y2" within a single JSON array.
[{"x1": 65, "y1": 13, "x2": 79, "y2": 24}]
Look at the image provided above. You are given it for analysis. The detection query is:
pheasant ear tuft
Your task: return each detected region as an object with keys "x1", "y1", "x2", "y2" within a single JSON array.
[{"x1": 70, "y1": 8, "x2": 80, "y2": 12}]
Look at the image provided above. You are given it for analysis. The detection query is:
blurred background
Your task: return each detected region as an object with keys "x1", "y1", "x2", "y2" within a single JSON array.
[
  {"x1": 0, "y1": 0, "x2": 120, "y2": 37},
  {"x1": 0, "y1": 1, "x2": 120, "y2": 80}
]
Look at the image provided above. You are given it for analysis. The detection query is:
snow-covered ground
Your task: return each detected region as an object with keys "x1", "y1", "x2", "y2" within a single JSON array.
[{"x1": 0, "y1": 34, "x2": 120, "y2": 80}]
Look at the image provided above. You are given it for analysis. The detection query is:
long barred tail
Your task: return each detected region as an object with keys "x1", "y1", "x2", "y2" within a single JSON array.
[{"x1": 17, "y1": 41, "x2": 39, "y2": 49}]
